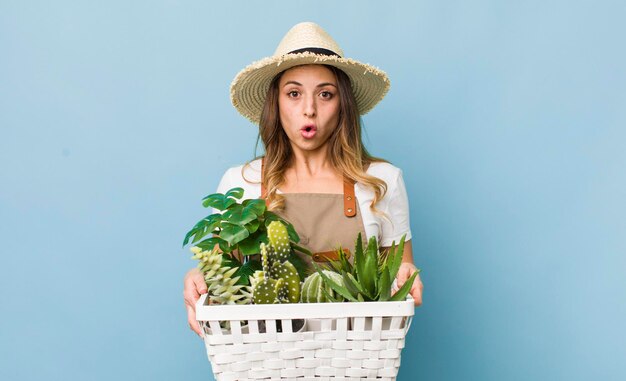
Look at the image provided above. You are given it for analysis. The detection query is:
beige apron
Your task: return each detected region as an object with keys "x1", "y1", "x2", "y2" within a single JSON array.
[{"x1": 261, "y1": 160, "x2": 367, "y2": 266}]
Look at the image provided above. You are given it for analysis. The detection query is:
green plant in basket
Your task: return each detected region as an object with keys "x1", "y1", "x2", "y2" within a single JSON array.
[
  {"x1": 300, "y1": 270, "x2": 346, "y2": 303},
  {"x1": 315, "y1": 233, "x2": 419, "y2": 302},
  {"x1": 183, "y1": 187, "x2": 310, "y2": 302},
  {"x1": 190, "y1": 246, "x2": 252, "y2": 305},
  {"x1": 249, "y1": 222, "x2": 301, "y2": 304}
]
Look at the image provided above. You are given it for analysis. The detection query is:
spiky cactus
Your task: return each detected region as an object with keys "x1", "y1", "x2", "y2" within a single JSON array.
[
  {"x1": 267, "y1": 220, "x2": 291, "y2": 262},
  {"x1": 301, "y1": 270, "x2": 345, "y2": 303},
  {"x1": 251, "y1": 223, "x2": 301, "y2": 304},
  {"x1": 272, "y1": 261, "x2": 300, "y2": 302},
  {"x1": 191, "y1": 246, "x2": 252, "y2": 305}
]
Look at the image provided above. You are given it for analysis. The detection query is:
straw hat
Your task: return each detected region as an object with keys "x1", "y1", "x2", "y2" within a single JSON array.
[{"x1": 230, "y1": 22, "x2": 390, "y2": 124}]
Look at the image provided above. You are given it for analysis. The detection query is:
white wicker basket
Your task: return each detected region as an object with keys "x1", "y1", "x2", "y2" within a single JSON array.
[{"x1": 196, "y1": 294, "x2": 414, "y2": 381}]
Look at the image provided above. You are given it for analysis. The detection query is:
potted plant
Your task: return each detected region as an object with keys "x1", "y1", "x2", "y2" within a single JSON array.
[
  {"x1": 183, "y1": 186, "x2": 310, "y2": 294},
  {"x1": 184, "y1": 187, "x2": 311, "y2": 333},
  {"x1": 313, "y1": 233, "x2": 417, "y2": 303},
  {"x1": 311, "y1": 233, "x2": 419, "y2": 330}
]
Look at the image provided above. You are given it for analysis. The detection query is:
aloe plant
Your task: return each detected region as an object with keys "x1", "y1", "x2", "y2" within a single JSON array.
[{"x1": 315, "y1": 233, "x2": 419, "y2": 302}]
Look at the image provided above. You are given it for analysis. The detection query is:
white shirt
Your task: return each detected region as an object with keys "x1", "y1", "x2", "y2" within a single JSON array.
[{"x1": 216, "y1": 159, "x2": 412, "y2": 247}]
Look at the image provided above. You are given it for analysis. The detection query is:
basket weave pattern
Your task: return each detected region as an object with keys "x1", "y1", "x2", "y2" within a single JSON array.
[{"x1": 196, "y1": 295, "x2": 414, "y2": 381}]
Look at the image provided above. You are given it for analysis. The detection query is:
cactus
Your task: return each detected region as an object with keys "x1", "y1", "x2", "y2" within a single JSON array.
[
  {"x1": 191, "y1": 246, "x2": 252, "y2": 305},
  {"x1": 301, "y1": 270, "x2": 345, "y2": 303},
  {"x1": 252, "y1": 271, "x2": 279, "y2": 304},
  {"x1": 251, "y1": 222, "x2": 302, "y2": 304},
  {"x1": 272, "y1": 261, "x2": 300, "y2": 303},
  {"x1": 267, "y1": 220, "x2": 291, "y2": 263}
]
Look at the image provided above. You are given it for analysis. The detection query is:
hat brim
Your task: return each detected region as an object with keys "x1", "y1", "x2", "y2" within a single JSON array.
[{"x1": 230, "y1": 52, "x2": 390, "y2": 124}]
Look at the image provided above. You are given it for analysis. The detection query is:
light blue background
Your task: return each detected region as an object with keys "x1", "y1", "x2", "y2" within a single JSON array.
[{"x1": 1, "y1": 1, "x2": 625, "y2": 380}]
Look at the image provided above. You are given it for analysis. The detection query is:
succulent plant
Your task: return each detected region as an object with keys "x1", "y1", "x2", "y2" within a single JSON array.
[
  {"x1": 300, "y1": 270, "x2": 346, "y2": 303},
  {"x1": 191, "y1": 246, "x2": 252, "y2": 305},
  {"x1": 251, "y1": 226, "x2": 302, "y2": 304},
  {"x1": 315, "y1": 233, "x2": 419, "y2": 302}
]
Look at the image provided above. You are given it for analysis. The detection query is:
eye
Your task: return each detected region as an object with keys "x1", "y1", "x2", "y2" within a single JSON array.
[
  {"x1": 320, "y1": 91, "x2": 334, "y2": 99},
  {"x1": 287, "y1": 90, "x2": 300, "y2": 98}
]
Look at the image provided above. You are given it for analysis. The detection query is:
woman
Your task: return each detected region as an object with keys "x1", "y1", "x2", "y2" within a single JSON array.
[{"x1": 184, "y1": 22, "x2": 423, "y2": 336}]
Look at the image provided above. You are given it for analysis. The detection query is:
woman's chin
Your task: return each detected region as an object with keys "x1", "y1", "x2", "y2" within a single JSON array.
[{"x1": 290, "y1": 139, "x2": 328, "y2": 154}]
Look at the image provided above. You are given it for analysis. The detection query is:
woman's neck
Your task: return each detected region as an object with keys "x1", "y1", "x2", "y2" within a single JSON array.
[
  {"x1": 290, "y1": 148, "x2": 333, "y2": 176},
  {"x1": 281, "y1": 147, "x2": 343, "y2": 193}
]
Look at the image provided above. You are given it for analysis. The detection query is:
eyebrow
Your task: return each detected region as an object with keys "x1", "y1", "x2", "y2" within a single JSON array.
[{"x1": 282, "y1": 81, "x2": 337, "y2": 88}]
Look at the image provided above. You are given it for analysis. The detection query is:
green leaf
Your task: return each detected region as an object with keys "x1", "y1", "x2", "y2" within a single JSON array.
[
  {"x1": 366, "y1": 235, "x2": 378, "y2": 259},
  {"x1": 338, "y1": 248, "x2": 353, "y2": 274},
  {"x1": 225, "y1": 187, "x2": 244, "y2": 200},
  {"x1": 223, "y1": 198, "x2": 237, "y2": 210},
  {"x1": 225, "y1": 200, "x2": 266, "y2": 227},
  {"x1": 182, "y1": 213, "x2": 222, "y2": 247},
  {"x1": 233, "y1": 260, "x2": 262, "y2": 285},
  {"x1": 353, "y1": 233, "x2": 365, "y2": 287},
  {"x1": 220, "y1": 222, "x2": 250, "y2": 246},
  {"x1": 284, "y1": 222, "x2": 300, "y2": 243},
  {"x1": 245, "y1": 219, "x2": 260, "y2": 234},
  {"x1": 182, "y1": 230, "x2": 194, "y2": 247},
  {"x1": 220, "y1": 253, "x2": 241, "y2": 268},
  {"x1": 287, "y1": 252, "x2": 309, "y2": 281},
  {"x1": 345, "y1": 272, "x2": 372, "y2": 300},
  {"x1": 314, "y1": 265, "x2": 358, "y2": 302},
  {"x1": 223, "y1": 204, "x2": 258, "y2": 226},
  {"x1": 387, "y1": 235, "x2": 406, "y2": 281},
  {"x1": 320, "y1": 286, "x2": 340, "y2": 303},
  {"x1": 194, "y1": 237, "x2": 224, "y2": 251},
  {"x1": 361, "y1": 236, "x2": 378, "y2": 297},
  {"x1": 201, "y1": 187, "x2": 244, "y2": 210},
  {"x1": 192, "y1": 216, "x2": 223, "y2": 244},
  {"x1": 389, "y1": 271, "x2": 419, "y2": 302},
  {"x1": 264, "y1": 211, "x2": 281, "y2": 223},
  {"x1": 218, "y1": 240, "x2": 232, "y2": 253},
  {"x1": 378, "y1": 269, "x2": 391, "y2": 301},
  {"x1": 326, "y1": 258, "x2": 343, "y2": 273},
  {"x1": 242, "y1": 198, "x2": 266, "y2": 217},
  {"x1": 237, "y1": 230, "x2": 267, "y2": 255},
  {"x1": 202, "y1": 193, "x2": 227, "y2": 209},
  {"x1": 342, "y1": 272, "x2": 361, "y2": 298}
]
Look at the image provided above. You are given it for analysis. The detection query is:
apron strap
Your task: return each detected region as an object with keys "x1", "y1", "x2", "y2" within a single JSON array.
[
  {"x1": 313, "y1": 249, "x2": 352, "y2": 262},
  {"x1": 261, "y1": 157, "x2": 356, "y2": 217},
  {"x1": 343, "y1": 178, "x2": 357, "y2": 217}
]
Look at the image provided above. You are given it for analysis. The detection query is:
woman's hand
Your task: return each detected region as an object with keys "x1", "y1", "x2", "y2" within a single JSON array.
[
  {"x1": 392, "y1": 239, "x2": 423, "y2": 306},
  {"x1": 183, "y1": 267, "x2": 207, "y2": 337},
  {"x1": 395, "y1": 262, "x2": 423, "y2": 306}
]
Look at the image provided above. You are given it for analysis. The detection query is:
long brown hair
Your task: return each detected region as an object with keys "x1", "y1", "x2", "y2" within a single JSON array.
[{"x1": 244, "y1": 64, "x2": 388, "y2": 212}]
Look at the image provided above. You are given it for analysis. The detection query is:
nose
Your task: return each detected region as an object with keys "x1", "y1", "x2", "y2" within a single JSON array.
[{"x1": 303, "y1": 94, "x2": 316, "y2": 118}]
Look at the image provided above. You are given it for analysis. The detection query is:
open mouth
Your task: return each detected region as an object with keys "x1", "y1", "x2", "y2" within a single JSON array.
[{"x1": 300, "y1": 125, "x2": 317, "y2": 139}]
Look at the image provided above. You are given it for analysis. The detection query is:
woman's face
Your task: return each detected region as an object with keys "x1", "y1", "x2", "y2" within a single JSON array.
[{"x1": 277, "y1": 65, "x2": 340, "y2": 155}]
